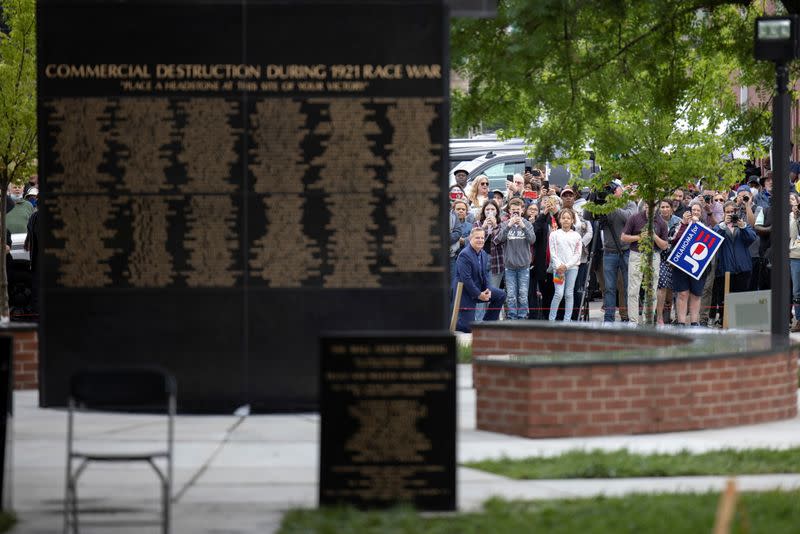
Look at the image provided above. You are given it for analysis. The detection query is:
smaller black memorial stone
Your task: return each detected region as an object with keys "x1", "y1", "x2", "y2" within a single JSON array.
[{"x1": 319, "y1": 332, "x2": 456, "y2": 510}]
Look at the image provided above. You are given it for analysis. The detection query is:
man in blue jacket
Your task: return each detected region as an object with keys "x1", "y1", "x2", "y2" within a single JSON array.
[{"x1": 454, "y1": 227, "x2": 506, "y2": 333}]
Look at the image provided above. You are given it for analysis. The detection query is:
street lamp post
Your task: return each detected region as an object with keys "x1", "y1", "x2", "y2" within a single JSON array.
[{"x1": 754, "y1": 15, "x2": 798, "y2": 337}]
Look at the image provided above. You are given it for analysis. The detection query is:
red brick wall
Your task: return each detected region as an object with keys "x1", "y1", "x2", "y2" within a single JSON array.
[
  {"x1": 10, "y1": 329, "x2": 38, "y2": 390},
  {"x1": 473, "y1": 328, "x2": 798, "y2": 437}
]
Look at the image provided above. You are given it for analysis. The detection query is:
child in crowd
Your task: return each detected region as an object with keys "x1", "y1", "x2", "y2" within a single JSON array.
[{"x1": 548, "y1": 208, "x2": 582, "y2": 321}]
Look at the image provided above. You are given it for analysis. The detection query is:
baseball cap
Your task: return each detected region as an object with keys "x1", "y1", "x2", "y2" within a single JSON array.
[
  {"x1": 736, "y1": 185, "x2": 751, "y2": 194},
  {"x1": 560, "y1": 187, "x2": 575, "y2": 196}
]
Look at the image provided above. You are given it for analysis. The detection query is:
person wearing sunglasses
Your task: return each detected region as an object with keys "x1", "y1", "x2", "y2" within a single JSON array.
[
  {"x1": 709, "y1": 193, "x2": 727, "y2": 226},
  {"x1": 467, "y1": 175, "x2": 491, "y2": 218}
]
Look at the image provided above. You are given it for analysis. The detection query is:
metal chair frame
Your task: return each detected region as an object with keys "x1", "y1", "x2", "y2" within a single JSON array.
[{"x1": 63, "y1": 367, "x2": 176, "y2": 534}]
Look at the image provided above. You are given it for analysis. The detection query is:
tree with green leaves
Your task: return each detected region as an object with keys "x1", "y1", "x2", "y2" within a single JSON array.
[
  {"x1": 451, "y1": 0, "x2": 775, "y2": 324},
  {"x1": 0, "y1": 0, "x2": 36, "y2": 322}
]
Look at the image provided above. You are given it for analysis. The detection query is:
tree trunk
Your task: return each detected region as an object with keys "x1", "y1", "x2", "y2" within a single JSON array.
[
  {"x1": 641, "y1": 199, "x2": 657, "y2": 326},
  {"x1": 0, "y1": 182, "x2": 9, "y2": 323}
]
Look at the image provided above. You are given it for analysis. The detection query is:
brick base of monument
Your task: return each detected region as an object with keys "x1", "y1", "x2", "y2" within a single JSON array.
[
  {"x1": 472, "y1": 325, "x2": 798, "y2": 438},
  {"x1": 12, "y1": 329, "x2": 38, "y2": 390}
]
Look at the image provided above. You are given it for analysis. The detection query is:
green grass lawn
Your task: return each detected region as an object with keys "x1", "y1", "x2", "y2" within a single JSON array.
[
  {"x1": 456, "y1": 341, "x2": 472, "y2": 363},
  {"x1": 464, "y1": 448, "x2": 800, "y2": 479},
  {"x1": 278, "y1": 492, "x2": 800, "y2": 534},
  {"x1": 0, "y1": 513, "x2": 14, "y2": 533}
]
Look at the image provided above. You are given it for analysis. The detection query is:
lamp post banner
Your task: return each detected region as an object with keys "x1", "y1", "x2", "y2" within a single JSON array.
[{"x1": 667, "y1": 221, "x2": 725, "y2": 281}]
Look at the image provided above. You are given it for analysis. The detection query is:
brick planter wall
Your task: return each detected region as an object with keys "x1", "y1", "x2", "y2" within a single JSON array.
[
  {"x1": 0, "y1": 325, "x2": 39, "y2": 390},
  {"x1": 472, "y1": 325, "x2": 798, "y2": 438},
  {"x1": 12, "y1": 329, "x2": 38, "y2": 390}
]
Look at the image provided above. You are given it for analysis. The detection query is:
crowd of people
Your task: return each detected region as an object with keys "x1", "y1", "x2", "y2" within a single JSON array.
[
  {"x1": 6, "y1": 176, "x2": 39, "y2": 319},
  {"x1": 450, "y1": 165, "x2": 787, "y2": 333}
]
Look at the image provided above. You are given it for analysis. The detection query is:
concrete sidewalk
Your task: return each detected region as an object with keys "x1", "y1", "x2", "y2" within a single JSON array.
[{"x1": 9, "y1": 365, "x2": 800, "y2": 533}]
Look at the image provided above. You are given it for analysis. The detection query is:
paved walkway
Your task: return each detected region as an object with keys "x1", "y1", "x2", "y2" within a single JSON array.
[{"x1": 8, "y1": 362, "x2": 800, "y2": 533}]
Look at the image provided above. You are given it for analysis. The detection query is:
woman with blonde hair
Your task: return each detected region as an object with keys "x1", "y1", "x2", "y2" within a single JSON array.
[{"x1": 467, "y1": 175, "x2": 491, "y2": 218}]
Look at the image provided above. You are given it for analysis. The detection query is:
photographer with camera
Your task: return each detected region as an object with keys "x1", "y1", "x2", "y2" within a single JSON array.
[
  {"x1": 586, "y1": 179, "x2": 638, "y2": 322},
  {"x1": 733, "y1": 185, "x2": 757, "y2": 226},
  {"x1": 713, "y1": 200, "x2": 757, "y2": 324},
  {"x1": 734, "y1": 184, "x2": 763, "y2": 291}
]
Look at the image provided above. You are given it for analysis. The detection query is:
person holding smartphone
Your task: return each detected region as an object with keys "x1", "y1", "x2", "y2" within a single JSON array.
[
  {"x1": 495, "y1": 197, "x2": 535, "y2": 319},
  {"x1": 506, "y1": 173, "x2": 526, "y2": 201},
  {"x1": 473, "y1": 200, "x2": 506, "y2": 322}
]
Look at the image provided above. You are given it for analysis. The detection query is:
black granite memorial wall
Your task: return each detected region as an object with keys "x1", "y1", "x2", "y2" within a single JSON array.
[{"x1": 37, "y1": 0, "x2": 448, "y2": 412}]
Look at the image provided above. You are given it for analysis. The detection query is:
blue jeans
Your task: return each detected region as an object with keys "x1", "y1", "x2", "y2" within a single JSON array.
[
  {"x1": 603, "y1": 250, "x2": 629, "y2": 322},
  {"x1": 475, "y1": 271, "x2": 503, "y2": 322},
  {"x1": 792, "y1": 259, "x2": 800, "y2": 321},
  {"x1": 505, "y1": 267, "x2": 530, "y2": 320},
  {"x1": 550, "y1": 268, "x2": 579, "y2": 321},
  {"x1": 456, "y1": 287, "x2": 506, "y2": 333}
]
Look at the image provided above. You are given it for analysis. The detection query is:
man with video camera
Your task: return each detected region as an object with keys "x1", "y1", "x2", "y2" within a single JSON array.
[{"x1": 586, "y1": 179, "x2": 638, "y2": 322}]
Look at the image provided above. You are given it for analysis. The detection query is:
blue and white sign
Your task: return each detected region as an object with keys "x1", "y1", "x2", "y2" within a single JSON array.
[{"x1": 667, "y1": 221, "x2": 724, "y2": 280}]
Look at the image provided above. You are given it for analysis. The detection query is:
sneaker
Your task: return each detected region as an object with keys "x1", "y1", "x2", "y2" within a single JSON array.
[
  {"x1": 690, "y1": 322, "x2": 700, "y2": 327},
  {"x1": 791, "y1": 321, "x2": 800, "y2": 333}
]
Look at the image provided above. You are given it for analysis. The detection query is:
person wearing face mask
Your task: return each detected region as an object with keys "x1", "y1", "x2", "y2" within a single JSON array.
[
  {"x1": 24, "y1": 187, "x2": 38, "y2": 209},
  {"x1": 6, "y1": 183, "x2": 34, "y2": 234},
  {"x1": 473, "y1": 200, "x2": 506, "y2": 321}
]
